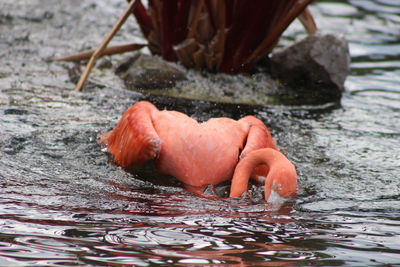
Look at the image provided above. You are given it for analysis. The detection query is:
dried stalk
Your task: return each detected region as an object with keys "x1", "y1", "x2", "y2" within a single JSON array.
[
  {"x1": 298, "y1": 7, "x2": 317, "y2": 35},
  {"x1": 54, "y1": 43, "x2": 146, "y2": 62},
  {"x1": 75, "y1": 0, "x2": 138, "y2": 91}
]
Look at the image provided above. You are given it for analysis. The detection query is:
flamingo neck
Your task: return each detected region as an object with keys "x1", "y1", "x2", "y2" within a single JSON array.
[{"x1": 229, "y1": 148, "x2": 296, "y2": 201}]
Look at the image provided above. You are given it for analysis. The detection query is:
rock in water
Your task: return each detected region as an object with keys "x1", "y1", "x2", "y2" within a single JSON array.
[
  {"x1": 116, "y1": 54, "x2": 187, "y2": 90},
  {"x1": 271, "y1": 33, "x2": 350, "y2": 102}
]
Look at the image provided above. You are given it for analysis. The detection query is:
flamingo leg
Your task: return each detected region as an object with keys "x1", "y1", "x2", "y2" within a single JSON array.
[{"x1": 185, "y1": 184, "x2": 224, "y2": 200}]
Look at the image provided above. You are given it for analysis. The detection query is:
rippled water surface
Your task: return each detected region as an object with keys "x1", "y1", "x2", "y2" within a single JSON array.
[{"x1": 1, "y1": 0, "x2": 400, "y2": 266}]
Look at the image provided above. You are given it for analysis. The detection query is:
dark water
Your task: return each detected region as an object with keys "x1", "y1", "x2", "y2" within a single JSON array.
[{"x1": 1, "y1": 0, "x2": 400, "y2": 266}]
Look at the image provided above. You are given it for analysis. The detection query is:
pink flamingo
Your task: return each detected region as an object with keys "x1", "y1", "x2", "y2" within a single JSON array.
[{"x1": 101, "y1": 101, "x2": 297, "y2": 201}]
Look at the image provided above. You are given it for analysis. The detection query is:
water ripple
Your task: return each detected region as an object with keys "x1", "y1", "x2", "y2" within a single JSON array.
[{"x1": 1, "y1": 0, "x2": 400, "y2": 266}]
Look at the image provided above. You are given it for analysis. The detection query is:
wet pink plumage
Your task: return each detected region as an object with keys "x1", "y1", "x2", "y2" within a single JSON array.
[{"x1": 101, "y1": 101, "x2": 297, "y2": 201}]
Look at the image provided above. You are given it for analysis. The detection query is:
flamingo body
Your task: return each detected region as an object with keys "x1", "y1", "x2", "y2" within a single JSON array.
[
  {"x1": 101, "y1": 101, "x2": 297, "y2": 200},
  {"x1": 154, "y1": 115, "x2": 248, "y2": 186}
]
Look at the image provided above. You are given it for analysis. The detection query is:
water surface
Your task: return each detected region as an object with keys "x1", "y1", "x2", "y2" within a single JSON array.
[{"x1": 0, "y1": 0, "x2": 400, "y2": 265}]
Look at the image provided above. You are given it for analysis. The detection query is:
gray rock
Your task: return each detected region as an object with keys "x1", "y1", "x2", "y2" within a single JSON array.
[
  {"x1": 116, "y1": 54, "x2": 187, "y2": 90},
  {"x1": 271, "y1": 33, "x2": 350, "y2": 97}
]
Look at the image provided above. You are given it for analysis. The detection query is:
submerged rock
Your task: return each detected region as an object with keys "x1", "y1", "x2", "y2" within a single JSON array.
[
  {"x1": 270, "y1": 33, "x2": 350, "y2": 101},
  {"x1": 115, "y1": 53, "x2": 289, "y2": 105},
  {"x1": 116, "y1": 54, "x2": 187, "y2": 90},
  {"x1": 115, "y1": 34, "x2": 350, "y2": 105}
]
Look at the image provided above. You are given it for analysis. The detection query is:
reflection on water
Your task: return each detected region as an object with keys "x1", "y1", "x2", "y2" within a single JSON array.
[{"x1": 1, "y1": 0, "x2": 400, "y2": 266}]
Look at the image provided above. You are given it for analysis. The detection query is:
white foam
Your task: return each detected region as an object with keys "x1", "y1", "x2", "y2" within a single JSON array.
[{"x1": 267, "y1": 189, "x2": 288, "y2": 204}]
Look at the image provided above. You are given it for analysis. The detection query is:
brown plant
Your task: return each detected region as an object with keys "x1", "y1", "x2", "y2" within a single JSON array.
[
  {"x1": 132, "y1": 0, "x2": 316, "y2": 73},
  {"x1": 62, "y1": 0, "x2": 316, "y2": 91}
]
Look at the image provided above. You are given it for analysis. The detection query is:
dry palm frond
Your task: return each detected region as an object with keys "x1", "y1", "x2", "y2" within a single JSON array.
[
  {"x1": 54, "y1": 43, "x2": 146, "y2": 62},
  {"x1": 133, "y1": 0, "x2": 316, "y2": 73}
]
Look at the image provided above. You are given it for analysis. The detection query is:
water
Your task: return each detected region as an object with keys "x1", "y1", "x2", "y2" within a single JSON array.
[{"x1": 1, "y1": 0, "x2": 400, "y2": 265}]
